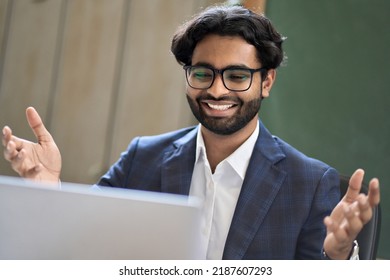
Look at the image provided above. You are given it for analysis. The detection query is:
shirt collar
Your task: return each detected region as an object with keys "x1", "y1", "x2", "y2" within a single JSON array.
[
  {"x1": 195, "y1": 124, "x2": 207, "y2": 163},
  {"x1": 195, "y1": 121, "x2": 260, "y2": 179}
]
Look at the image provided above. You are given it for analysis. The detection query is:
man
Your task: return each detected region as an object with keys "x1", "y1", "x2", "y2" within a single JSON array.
[{"x1": 2, "y1": 5, "x2": 380, "y2": 259}]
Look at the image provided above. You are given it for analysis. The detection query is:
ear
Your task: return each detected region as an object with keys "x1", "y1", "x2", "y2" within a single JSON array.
[{"x1": 261, "y1": 69, "x2": 276, "y2": 98}]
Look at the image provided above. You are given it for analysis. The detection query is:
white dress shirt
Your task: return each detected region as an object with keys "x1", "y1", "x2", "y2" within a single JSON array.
[{"x1": 189, "y1": 121, "x2": 259, "y2": 259}]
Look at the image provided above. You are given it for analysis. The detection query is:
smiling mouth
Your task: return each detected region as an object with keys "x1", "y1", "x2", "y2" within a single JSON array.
[
  {"x1": 206, "y1": 103, "x2": 235, "y2": 111},
  {"x1": 200, "y1": 99, "x2": 238, "y2": 111}
]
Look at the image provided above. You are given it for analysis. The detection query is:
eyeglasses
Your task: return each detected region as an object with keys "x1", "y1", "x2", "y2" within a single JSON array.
[{"x1": 183, "y1": 65, "x2": 267, "y2": 92}]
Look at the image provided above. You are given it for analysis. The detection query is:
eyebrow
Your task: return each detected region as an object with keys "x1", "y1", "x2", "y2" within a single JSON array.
[{"x1": 192, "y1": 62, "x2": 254, "y2": 69}]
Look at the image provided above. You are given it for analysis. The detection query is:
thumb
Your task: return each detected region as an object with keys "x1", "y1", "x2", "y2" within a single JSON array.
[
  {"x1": 343, "y1": 168, "x2": 364, "y2": 203},
  {"x1": 26, "y1": 107, "x2": 53, "y2": 143}
]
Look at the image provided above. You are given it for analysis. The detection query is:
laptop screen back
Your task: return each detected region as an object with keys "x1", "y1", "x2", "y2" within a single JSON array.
[{"x1": 0, "y1": 175, "x2": 202, "y2": 260}]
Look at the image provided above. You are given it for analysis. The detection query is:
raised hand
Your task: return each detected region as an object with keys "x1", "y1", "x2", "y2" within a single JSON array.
[
  {"x1": 323, "y1": 168, "x2": 380, "y2": 259},
  {"x1": 2, "y1": 107, "x2": 62, "y2": 183}
]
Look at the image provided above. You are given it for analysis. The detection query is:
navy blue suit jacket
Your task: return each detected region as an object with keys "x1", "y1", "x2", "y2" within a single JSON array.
[{"x1": 97, "y1": 120, "x2": 340, "y2": 259}]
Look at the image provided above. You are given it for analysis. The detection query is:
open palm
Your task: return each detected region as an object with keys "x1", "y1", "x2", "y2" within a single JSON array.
[{"x1": 2, "y1": 107, "x2": 62, "y2": 183}]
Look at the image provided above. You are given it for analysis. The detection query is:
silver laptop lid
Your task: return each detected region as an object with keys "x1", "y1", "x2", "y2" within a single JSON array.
[{"x1": 0, "y1": 175, "x2": 202, "y2": 260}]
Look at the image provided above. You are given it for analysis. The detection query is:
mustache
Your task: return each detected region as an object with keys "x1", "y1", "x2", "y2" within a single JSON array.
[{"x1": 196, "y1": 93, "x2": 241, "y2": 103}]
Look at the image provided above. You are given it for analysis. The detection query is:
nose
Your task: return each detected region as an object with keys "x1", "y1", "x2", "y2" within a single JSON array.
[{"x1": 207, "y1": 73, "x2": 230, "y2": 97}]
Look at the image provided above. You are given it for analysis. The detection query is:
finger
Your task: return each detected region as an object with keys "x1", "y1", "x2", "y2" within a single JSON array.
[
  {"x1": 26, "y1": 107, "x2": 52, "y2": 143},
  {"x1": 367, "y1": 178, "x2": 380, "y2": 207},
  {"x1": 2, "y1": 126, "x2": 12, "y2": 147},
  {"x1": 324, "y1": 213, "x2": 349, "y2": 242},
  {"x1": 2, "y1": 127, "x2": 26, "y2": 153},
  {"x1": 10, "y1": 134, "x2": 26, "y2": 150},
  {"x1": 343, "y1": 169, "x2": 364, "y2": 203},
  {"x1": 8, "y1": 148, "x2": 40, "y2": 177},
  {"x1": 4, "y1": 140, "x2": 20, "y2": 161},
  {"x1": 324, "y1": 216, "x2": 336, "y2": 234},
  {"x1": 344, "y1": 201, "x2": 364, "y2": 238},
  {"x1": 356, "y1": 194, "x2": 373, "y2": 225},
  {"x1": 9, "y1": 147, "x2": 27, "y2": 170},
  {"x1": 328, "y1": 201, "x2": 348, "y2": 224}
]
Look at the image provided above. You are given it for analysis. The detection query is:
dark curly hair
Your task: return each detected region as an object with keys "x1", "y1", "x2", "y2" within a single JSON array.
[{"x1": 171, "y1": 5, "x2": 285, "y2": 70}]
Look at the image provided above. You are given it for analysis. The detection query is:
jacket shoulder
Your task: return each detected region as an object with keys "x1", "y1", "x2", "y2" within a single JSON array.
[{"x1": 132, "y1": 126, "x2": 197, "y2": 151}]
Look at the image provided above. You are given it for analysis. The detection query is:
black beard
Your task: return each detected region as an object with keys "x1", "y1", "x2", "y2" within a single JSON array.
[{"x1": 186, "y1": 93, "x2": 262, "y2": 135}]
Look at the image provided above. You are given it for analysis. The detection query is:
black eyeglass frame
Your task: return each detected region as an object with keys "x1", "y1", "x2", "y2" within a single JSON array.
[{"x1": 183, "y1": 65, "x2": 268, "y2": 92}]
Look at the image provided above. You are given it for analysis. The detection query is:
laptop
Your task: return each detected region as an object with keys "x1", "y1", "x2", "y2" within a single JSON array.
[{"x1": 0, "y1": 175, "x2": 202, "y2": 260}]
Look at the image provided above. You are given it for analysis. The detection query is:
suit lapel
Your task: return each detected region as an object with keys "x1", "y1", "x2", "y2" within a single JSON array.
[
  {"x1": 160, "y1": 127, "x2": 197, "y2": 196},
  {"x1": 223, "y1": 121, "x2": 287, "y2": 259}
]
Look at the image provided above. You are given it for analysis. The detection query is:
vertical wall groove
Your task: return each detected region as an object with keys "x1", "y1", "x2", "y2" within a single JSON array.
[
  {"x1": 0, "y1": 0, "x2": 13, "y2": 99},
  {"x1": 45, "y1": 0, "x2": 68, "y2": 130}
]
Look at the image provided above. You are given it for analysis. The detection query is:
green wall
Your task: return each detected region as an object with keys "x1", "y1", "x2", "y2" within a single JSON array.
[{"x1": 264, "y1": 0, "x2": 389, "y2": 258}]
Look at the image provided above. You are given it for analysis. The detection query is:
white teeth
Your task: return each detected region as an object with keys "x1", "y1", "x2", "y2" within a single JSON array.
[{"x1": 207, "y1": 103, "x2": 234, "y2": 111}]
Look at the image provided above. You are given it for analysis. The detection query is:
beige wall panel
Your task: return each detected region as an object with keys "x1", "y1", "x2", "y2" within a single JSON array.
[
  {"x1": 0, "y1": 0, "x2": 9, "y2": 57},
  {"x1": 0, "y1": 0, "x2": 63, "y2": 176},
  {"x1": 50, "y1": 0, "x2": 125, "y2": 183},
  {"x1": 108, "y1": 0, "x2": 223, "y2": 165},
  {"x1": 0, "y1": 0, "x2": 11, "y2": 176}
]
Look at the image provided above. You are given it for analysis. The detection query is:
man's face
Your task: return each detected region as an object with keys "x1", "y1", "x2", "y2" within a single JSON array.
[{"x1": 186, "y1": 34, "x2": 271, "y2": 136}]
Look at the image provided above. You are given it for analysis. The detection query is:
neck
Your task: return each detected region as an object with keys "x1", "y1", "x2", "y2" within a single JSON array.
[{"x1": 201, "y1": 117, "x2": 258, "y2": 172}]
